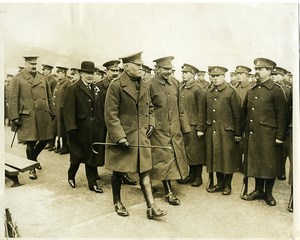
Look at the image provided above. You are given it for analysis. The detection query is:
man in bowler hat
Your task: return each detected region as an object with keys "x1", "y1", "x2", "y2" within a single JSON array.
[{"x1": 63, "y1": 61, "x2": 106, "y2": 193}]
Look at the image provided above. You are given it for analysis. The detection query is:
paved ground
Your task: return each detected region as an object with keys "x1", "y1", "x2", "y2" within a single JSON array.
[{"x1": 3, "y1": 126, "x2": 296, "y2": 239}]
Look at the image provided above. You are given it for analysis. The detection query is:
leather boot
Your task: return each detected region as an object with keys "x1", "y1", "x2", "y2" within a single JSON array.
[
  {"x1": 112, "y1": 172, "x2": 129, "y2": 216},
  {"x1": 121, "y1": 173, "x2": 137, "y2": 185},
  {"x1": 287, "y1": 186, "x2": 293, "y2": 212},
  {"x1": 177, "y1": 166, "x2": 194, "y2": 184},
  {"x1": 222, "y1": 174, "x2": 232, "y2": 195},
  {"x1": 163, "y1": 180, "x2": 180, "y2": 205},
  {"x1": 207, "y1": 172, "x2": 224, "y2": 193},
  {"x1": 140, "y1": 173, "x2": 167, "y2": 220},
  {"x1": 265, "y1": 178, "x2": 276, "y2": 206},
  {"x1": 192, "y1": 165, "x2": 203, "y2": 187}
]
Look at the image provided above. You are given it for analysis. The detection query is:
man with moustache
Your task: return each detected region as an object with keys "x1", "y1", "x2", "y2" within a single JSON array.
[
  {"x1": 104, "y1": 52, "x2": 166, "y2": 219},
  {"x1": 97, "y1": 59, "x2": 137, "y2": 185},
  {"x1": 149, "y1": 56, "x2": 190, "y2": 205},
  {"x1": 63, "y1": 61, "x2": 105, "y2": 193},
  {"x1": 9, "y1": 56, "x2": 55, "y2": 179},
  {"x1": 203, "y1": 66, "x2": 242, "y2": 195},
  {"x1": 242, "y1": 58, "x2": 287, "y2": 206},
  {"x1": 177, "y1": 63, "x2": 206, "y2": 187}
]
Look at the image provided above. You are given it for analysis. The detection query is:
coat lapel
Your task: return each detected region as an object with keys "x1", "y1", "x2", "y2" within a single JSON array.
[
  {"x1": 78, "y1": 79, "x2": 92, "y2": 98},
  {"x1": 120, "y1": 72, "x2": 138, "y2": 102},
  {"x1": 139, "y1": 79, "x2": 148, "y2": 100}
]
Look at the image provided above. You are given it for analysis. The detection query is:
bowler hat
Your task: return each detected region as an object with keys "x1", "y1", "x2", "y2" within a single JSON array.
[{"x1": 79, "y1": 61, "x2": 95, "y2": 73}]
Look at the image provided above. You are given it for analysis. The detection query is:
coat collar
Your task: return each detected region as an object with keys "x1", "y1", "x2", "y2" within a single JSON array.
[
  {"x1": 78, "y1": 78, "x2": 92, "y2": 98},
  {"x1": 253, "y1": 78, "x2": 274, "y2": 90},
  {"x1": 119, "y1": 72, "x2": 140, "y2": 102},
  {"x1": 235, "y1": 80, "x2": 251, "y2": 88},
  {"x1": 211, "y1": 81, "x2": 227, "y2": 92},
  {"x1": 102, "y1": 76, "x2": 111, "y2": 89},
  {"x1": 153, "y1": 75, "x2": 171, "y2": 85},
  {"x1": 181, "y1": 78, "x2": 197, "y2": 89},
  {"x1": 58, "y1": 77, "x2": 69, "y2": 84},
  {"x1": 22, "y1": 70, "x2": 42, "y2": 86}
]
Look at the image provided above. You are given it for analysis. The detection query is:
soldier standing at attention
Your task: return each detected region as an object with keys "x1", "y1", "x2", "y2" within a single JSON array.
[
  {"x1": 242, "y1": 58, "x2": 287, "y2": 206},
  {"x1": 9, "y1": 56, "x2": 55, "y2": 179},
  {"x1": 233, "y1": 65, "x2": 252, "y2": 103},
  {"x1": 177, "y1": 63, "x2": 206, "y2": 187},
  {"x1": 196, "y1": 70, "x2": 210, "y2": 90}
]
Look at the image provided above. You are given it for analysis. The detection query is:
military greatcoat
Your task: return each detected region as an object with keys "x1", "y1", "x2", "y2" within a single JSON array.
[
  {"x1": 204, "y1": 82, "x2": 242, "y2": 174},
  {"x1": 149, "y1": 76, "x2": 190, "y2": 180},
  {"x1": 180, "y1": 79, "x2": 206, "y2": 165},
  {"x1": 243, "y1": 79, "x2": 287, "y2": 178},
  {"x1": 53, "y1": 77, "x2": 71, "y2": 137},
  {"x1": 8, "y1": 70, "x2": 54, "y2": 141},
  {"x1": 63, "y1": 79, "x2": 105, "y2": 167},
  {"x1": 104, "y1": 72, "x2": 155, "y2": 173},
  {"x1": 233, "y1": 80, "x2": 252, "y2": 104}
]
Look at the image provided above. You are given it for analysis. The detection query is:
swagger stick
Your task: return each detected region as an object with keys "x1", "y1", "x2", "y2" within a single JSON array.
[
  {"x1": 10, "y1": 105, "x2": 24, "y2": 148},
  {"x1": 92, "y1": 142, "x2": 172, "y2": 154}
]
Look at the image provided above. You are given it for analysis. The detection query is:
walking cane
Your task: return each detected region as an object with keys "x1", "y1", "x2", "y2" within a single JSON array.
[
  {"x1": 92, "y1": 142, "x2": 172, "y2": 154},
  {"x1": 10, "y1": 105, "x2": 24, "y2": 148}
]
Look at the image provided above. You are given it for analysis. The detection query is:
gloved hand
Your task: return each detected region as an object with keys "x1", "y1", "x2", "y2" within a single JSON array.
[
  {"x1": 68, "y1": 129, "x2": 78, "y2": 139},
  {"x1": 146, "y1": 125, "x2": 155, "y2": 138},
  {"x1": 235, "y1": 136, "x2": 242, "y2": 142},
  {"x1": 117, "y1": 138, "x2": 130, "y2": 150},
  {"x1": 275, "y1": 139, "x2": 283, "y2": 144},
  {"x1": 13, "y1": 119, "x2": 22, "y2": 128},
  {"x1": 196, "y1": 131, "x2": 204, "y2": 139}
]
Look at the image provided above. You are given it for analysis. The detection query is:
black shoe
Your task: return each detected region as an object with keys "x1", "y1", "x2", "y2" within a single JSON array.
[
  {"x1": 147, "y1": 204, "x2": 167, "y2": 220},
  {"x1": 277, "y1": 175, "x2": 286, "y2": 181},
  {"x1": 165, "y1": 192, "x2": 180, "y2": 205},
  {"x1": 114, "y1": 202, "x2": 129, "y2": 217},
  {"x1": 29, "y1": 169, "x2": 37, "y2": 180},
  {"x1": 242, "y1": 190, "x2": 265, "y2": 201},
  {"x1": 54, "y1": 148, "x2": 62, "y2": 153},
  {"x1": 60, "y1": 147, "x2": 69, "y2": 155},
  {"x1": 36, "y1": 164, "x2": 42, "y2": 170},
  {"x1": 68, "y1": 179, "x2": 76, "y2": 188},
  {"x1": 48, "y1": 145, "x2": 56, "y2": 151},
  {"x1": 177, "y1": 174, "x2": 194, "y2": 184},
  {"x1": 207, "y1": 183, "x2": 224, "y2": 193},
  {"x1": 265, "y1": 193, "x2": 276, "y2": 206},
  {"x1": 222, "y1": 186, "x2": 231, "y2": 195},
  {"x1": 44, "y1": 143, "x2": 50, "y2": 149},
  {"x1": 191, "y1": 177, "x2": 203, "y2": 187},
  {"x1": 89, "y1": 184, "x2": 103, "y2": 193},
  {"x1": 121, "y1": 174, "x2": 137, "y2": 185}
]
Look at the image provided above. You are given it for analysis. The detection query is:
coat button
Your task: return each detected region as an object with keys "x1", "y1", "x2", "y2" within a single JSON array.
[
  {"x1": 258, "y1": 86, "x2": 261, "y2": 89},
  {"x1": 252, "y1": 107, "x2": 255, "y2": 110},
  {"x1": 250, "y1": 119, "x2": 253, "y2": 122},
  {"x1": 213, "y1": 120, "x2": 216, "y2": 123},
  {"x1": 45, "y1": 109, "x2": 47, "y2": 112},
  {"x1": 214, "y1": 98, "x2": 217, "y2": 101},
  {"x1": 255, "y1": 96, "x2": 258, "y2": 99},
  {"x1": 213, "y1": 109, "x2": 216, "y2": 112},
  {"x1": 33, "y1": 97, "x2": 36, "y2": 100},
  {"x1": 35, "y1": 109, "x2": 38, "y2": 112},
  {"x1": 250, "y1": 131, "x2": 253, "y2": 134},
  {"x1": 213, "y1": 131, "x2": 216, "y2": 133},
  {"x1": 139, "y1": 114, "x2": 141, "y2": 117}
]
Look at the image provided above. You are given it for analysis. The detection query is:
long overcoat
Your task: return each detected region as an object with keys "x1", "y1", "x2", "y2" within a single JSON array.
[
  {"x1": 180, "y1": 79, "x2": 206, "y2": 165},
  {"x1": 8, "y1": 70, "x2": 54, "y2": 141},
  {"x1": 243, "y1": 79, "x2": 287, "y2": 178},
  {"x1": 53, "y1": 77, "x2": 71, "y2": 137},
  {"x1": 287, "y1": 89, "x2": 293, "y2": 185},
  {"x1": 204, "y1": 82, "x2": 242, "y2": 174},
  {"x1": 149, "y1": 76, "x2": 190, "y2": 180},
  {"x1": 104, "y1": 72, "x2": 155, "y2": 173},
  {"x1": 233, "y1": 80, "x2": 252, "y2": 104},
  {"x1": 63, "y1": 79, "x2": 105, "y2": 167}
]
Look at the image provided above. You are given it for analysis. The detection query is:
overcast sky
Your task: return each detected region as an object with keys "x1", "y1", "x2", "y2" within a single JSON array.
[{"x1": 0, "y1": 2, "x2": 298, "y2": 79}]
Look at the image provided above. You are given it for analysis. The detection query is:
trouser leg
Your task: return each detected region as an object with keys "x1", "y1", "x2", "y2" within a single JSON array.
[
  {"x1": 111, "y1": 171, "x2": 122, "y2": 204},
  {"x1": 85, "y1": 164, "x2": 97, "y2": 187},
  {"x1": 68, "y1": 162, "x2": 80, "y2": 180},
  {"x1": 216, "y1": 172, "x2": 225, "y2": 187},
  {"x1": 26, "y1": 141, "x2": 37, "y2": 161},
  {"x1": 33, "y1": 140, "x2": 48, "y2": 160},
  {"x1": 265, "y1": 178, "x2": 275, "y2": 194},
  {"x1": 254, "y1": 177, "x2": 264, "y2": 192}
]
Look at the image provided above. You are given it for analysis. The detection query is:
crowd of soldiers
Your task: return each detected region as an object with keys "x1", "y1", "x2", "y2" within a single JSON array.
[{"x1": 4, "y1": 52, "x2": 293, "y2": 220}]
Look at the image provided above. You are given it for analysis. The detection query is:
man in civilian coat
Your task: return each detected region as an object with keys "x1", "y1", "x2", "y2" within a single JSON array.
[
  {"x1": 96, "y1": 59, "x2": 137, "y2": 185},
  {"x1": 202, "y1": 66, "x2": 242, "y2": 195},
  {"x1": 177, "y1": 63, "x2": 206, "y2": 187},
  {"x1": 149, "y1": 56, "x2": 190, "y2": 205},
  {"x1": 242, "y1": 58, "x2": 287, "y2": 206},
  {"x1": 53, "y1": 66, "x2": 71, "y2": 154},
  {"x1": 63, "y1": 61, "x2": 105, "y2": 193},
  {"x1": 105, "y1": 52, "x2": 166, "y2": 219},
  {"x1": 9, "y1": 56, "x2": 55, "y2": 179}
]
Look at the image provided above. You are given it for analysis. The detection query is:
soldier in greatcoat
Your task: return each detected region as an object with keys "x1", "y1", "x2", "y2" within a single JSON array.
[
  {"x1": 8, "y1": 56, "x2": 55, "y2": 179},
  {"x1": 233, "y1": 65, "x2": 252, "y2": 103},
  {"x1": 177, "y1": 63, "x2": 206, "y2": 187},
  {"x1": 203, "y1": 66, "x2": 242, "y2": 195},
  {"x1": 63, "y1": 61, "x2": 105, "y2": 193},
  {"x1": 242, "y1": 58, "x2": 287, "y2": 206},
  {"x1": 53, "y1": 66, "x2": 71, "y2": 154},
  {"x1": 196, "y1": 70, "x2": 210, "y2": 90},
  {"x1": 149, "y1": 56, "x2": 190, "y2": 205},
  {"x1": 105, "y1": 52, "x2": 166, "y2": 219},
  {"x1": 41, "y1": 64, "x2": 58, "y2": 151},
  {"x1": 287, "y1": 89, "x2": 293, "y2": 212}
]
